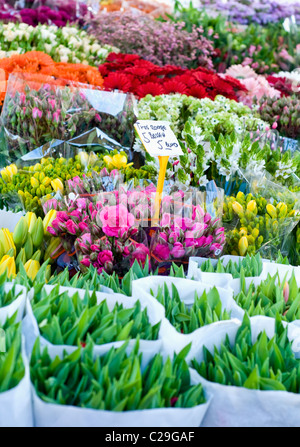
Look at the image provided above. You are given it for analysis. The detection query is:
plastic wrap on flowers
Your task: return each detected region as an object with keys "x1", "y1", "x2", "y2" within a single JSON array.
[
  {"x1": 0, "y1": 72, "x2": 103, "y2": 165},
  {"x1": 79, "y1": 89, "x2": 137, "y2": 150},
  {"x1": 17, "y1": 128, "x2": 128, "y2": 168},
  {"x1": 43, "y1": 181, "x2": 152, "y2": 277},
  {"x1": 150, "y1": 199, "x2": 226, "y2": 275},
  {"x1": 223, "y1": 176, "x2": 300, "y2": 260}
]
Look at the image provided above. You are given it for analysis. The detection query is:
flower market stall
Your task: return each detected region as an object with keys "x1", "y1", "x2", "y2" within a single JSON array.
[{"x1": 0, "y1": 0, "x2": 300, "y2": 429}]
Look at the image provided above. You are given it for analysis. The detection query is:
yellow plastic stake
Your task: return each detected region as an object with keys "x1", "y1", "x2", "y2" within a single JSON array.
[{"x1": 154, "y1": 155, "x2": 169, "y2": 221}]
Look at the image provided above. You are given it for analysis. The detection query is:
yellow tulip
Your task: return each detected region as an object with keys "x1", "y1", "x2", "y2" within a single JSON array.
[
  {"x1": 24, "y1": 260, "x2": 40, "y2": 281},
  {"x1": 43, "y1": 209, "x2": 57, "y2": 235},
  {"x1": 77, "y1": 151, "x2": 89, "y2": 167},
  {"x1": 232, "y1": 201, "x2": 244, "y2": 215},
  {"x1": 239, "y1": 227, "x2": 248, "y2": 237},
  {"x1": 238, "y1": 236, "x2": 248, "y2": 256},
  {"x1": 236, "y1": 191, "x2": 245, "y2": 201},
  {"x1": 103, "y1": 154, "x2": 133, "y2": 170},
  {"x1": 0, "y1": 255, "x2": 16, "y2": 279},
  {"x1": 24, "y1": 212, "x2": 38, "y2": 234},
  {"x1": 266, "y1": 204, "x2": 277, "y2": 219},
  {"x1": 247, "y1": 200, "x2": 257, "y2": 213},
  {"x1": 42, "y1": 176, "x2": 51, "y2": 187},
  {"x1": 0, "y1": 164, "x2": 17, "y2": 182},
  {"x1": 51, "y1": 178, "x2": 64, "y2": 193},
  {"x1": 276, "y1": 202, "x2": 288, "y2": 218},
  {"x1": 31, "y1": 177, "x2": 39, "y2": 188},
  {"x1": 0, "y1": 229, "x2": 16, "y2": 257}
]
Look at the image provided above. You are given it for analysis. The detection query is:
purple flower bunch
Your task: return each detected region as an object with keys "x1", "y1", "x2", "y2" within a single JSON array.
[
  {"x1": 200, "y1": 0, "x2": 300, "y2": 25},
  {"x1": 87, "y1": 10, "x2": 214, "y2": 69},
  {"x1": 0, "y1": 0, "x2": 92, "y2": 26},
  {"x1": 151, "y1": 203, "x2": 226, "y2": 264}
]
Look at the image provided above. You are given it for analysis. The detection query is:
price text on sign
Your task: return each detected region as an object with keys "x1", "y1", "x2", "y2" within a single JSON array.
[{"x1": 134, "y1": 120, "x2": 183, "y2": 157}]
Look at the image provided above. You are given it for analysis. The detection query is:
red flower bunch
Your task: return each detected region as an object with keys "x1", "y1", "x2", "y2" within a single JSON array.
[
  {"x1": 99, "y1": 53, "x2": 247, "y2": 101},
  {"x1": 266, "y1": 75, "x2": 297, "y2": 98}
]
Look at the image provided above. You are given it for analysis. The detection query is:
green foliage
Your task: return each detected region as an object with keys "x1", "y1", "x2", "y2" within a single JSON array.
[
  {"x1": 151, "y1": 282, "x2": 231, "y2": 334},
  {"x1": 30, "y1": 339, "x2": 206, "y2": 410},
  {"x1": 31, "y1": 285, "x2": 161, "y2": 346},
  {"x1": 192, "y1": 313, "x2": 300, "y2": 392}
]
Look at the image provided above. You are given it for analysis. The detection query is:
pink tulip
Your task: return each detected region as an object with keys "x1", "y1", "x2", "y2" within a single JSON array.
[
  {"x1": 81, "y1": 257, "x2": 91, "y2": 267},
  {"x1": 66, "y1": 219, "x2": 79, "y2": 235},
  {"x1": 283, "y1": 282, "x2": 289, "y2": 304},
  {"x1": 32, "y1": 107, "x2": 42, "y2": 119},
  {"x1": 153, "y1": 243, "x2": 170, "y2": 261},
  {"x1": 170, "y1": 242, "x2": 185, "y2": 258}
]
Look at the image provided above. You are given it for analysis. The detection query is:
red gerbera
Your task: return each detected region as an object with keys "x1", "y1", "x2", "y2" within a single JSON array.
[
  {"x1": 223, "y1": 75, "x2": 247, "y2": 92},
  {"x1": 135, "y1": 82, "x2": 164, "y2": 98},
  {"x1": 193, "y1": 71, "x2": 214, "y2": 86},
  {"x1": 211, "y1": 75, "x2": 234, "y2": 94},
  {"x1": 103, "y1": 72, "x2": 132, "y2": 93},
  {"x1": 187, "y1": 84, "x2": 207, "y2": 99},
  {"x1": 124, "y1": 66, "x2": 151, "y2": 77},
  {"x1": 163, "y1": 79, "x2": 188, "y2": 95},
  {"x1": 176, "y1": 73, "x2": 198, "y2": 88},
  {"x1": 152, "y1": 65, "x2": 186, "y2": 76},
  {"x1": 134, "y1": 59, "x2": 158, "y2": 71},
  {"x1": 106, "y1": 53, "x2": 140, "y2": 64}
]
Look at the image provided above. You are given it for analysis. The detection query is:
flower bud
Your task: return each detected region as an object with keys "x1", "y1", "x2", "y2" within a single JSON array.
[
  {"x1": 24, "y1": 259, "x2": 40, "y2": 281},
  {"x1": 232, "y1": 201, "x2": 244, "y2": 215},
  {"x1": 266, "y1": 204, "x2": 277, "y2": 219},
  {"x1": 238, "y1": 236, "x2": 248, "y2": 256}
]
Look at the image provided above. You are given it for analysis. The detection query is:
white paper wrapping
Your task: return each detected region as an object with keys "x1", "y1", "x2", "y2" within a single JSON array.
[
  {"x1": 188, "y1": 316, "x2": 300, "y2": 427},
  {"x1": 0, "y1": 283, "x2": 27, "y2": 324},
  {"x1": 0, "y1": 336, "x2": 33, "y2": 427},
  {"x1": 132, "y1": 276, "x2": 244, "y2": 355},
  {"x1": 23, "y1": 284, "x2": 165, "y2": 369},
  {"x1": 32, "y1": 360, "x2": 211, "y2": 427}
]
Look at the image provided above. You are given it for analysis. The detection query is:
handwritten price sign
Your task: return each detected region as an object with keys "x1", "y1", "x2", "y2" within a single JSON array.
[
  {"x1": 134, "y1": 120, "x2": 183, "y2": 157},
  {"x1": 134, "y1": 120, "x2": 183, "y2": 220}
]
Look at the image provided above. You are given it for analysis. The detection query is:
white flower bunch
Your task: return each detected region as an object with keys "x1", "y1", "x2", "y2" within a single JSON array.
[{"x1": 0, "y1": 23, "x2": 119, "y2": 65}]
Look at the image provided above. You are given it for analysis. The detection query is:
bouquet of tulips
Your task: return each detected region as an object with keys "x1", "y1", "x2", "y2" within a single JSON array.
[
  {"x1": 223, "y1": 190, "x2": 300, "y2": 261},
  {"x1": 0, "y1": 210, "x2": 56, "y2": 280},
  {"x1": 0, "y1": 315, "x2": 25, "y2": 393},
  {"x1": 150, "y1": 204, "x2": 226, "y2": 273},
  {"x1": 234, "y1": 271, "x2": 300, "y2": 321},
  {"x1": 0, "y1": 73, "x2": 102, "y2": 164},
  {"x1": 199, "y1": 253, "x2": 264, "y2": 278},
  {"x1": 30, "y1": 338, "x2": 206, "y2": 414},
  {"x1": 44, "y1": 182, "x2": 152, "y2": 276},
  {"x1": 151, "y1": 282, "x2": 231, "y2": 334},
  {"x1": 191, "y1": 312, "x2": 300, "y2": 392},
  {"x1": 30, "y1": 285, "x2": 161, "y2": 347}
]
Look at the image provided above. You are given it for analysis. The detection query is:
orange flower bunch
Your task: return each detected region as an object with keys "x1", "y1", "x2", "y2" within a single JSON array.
[
  {"x1": 99, "y1": 0, "x2": 172, "y2": 18},
  {"x1": 0, "y1": 51, "x2": 104, "y2": 105}
]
